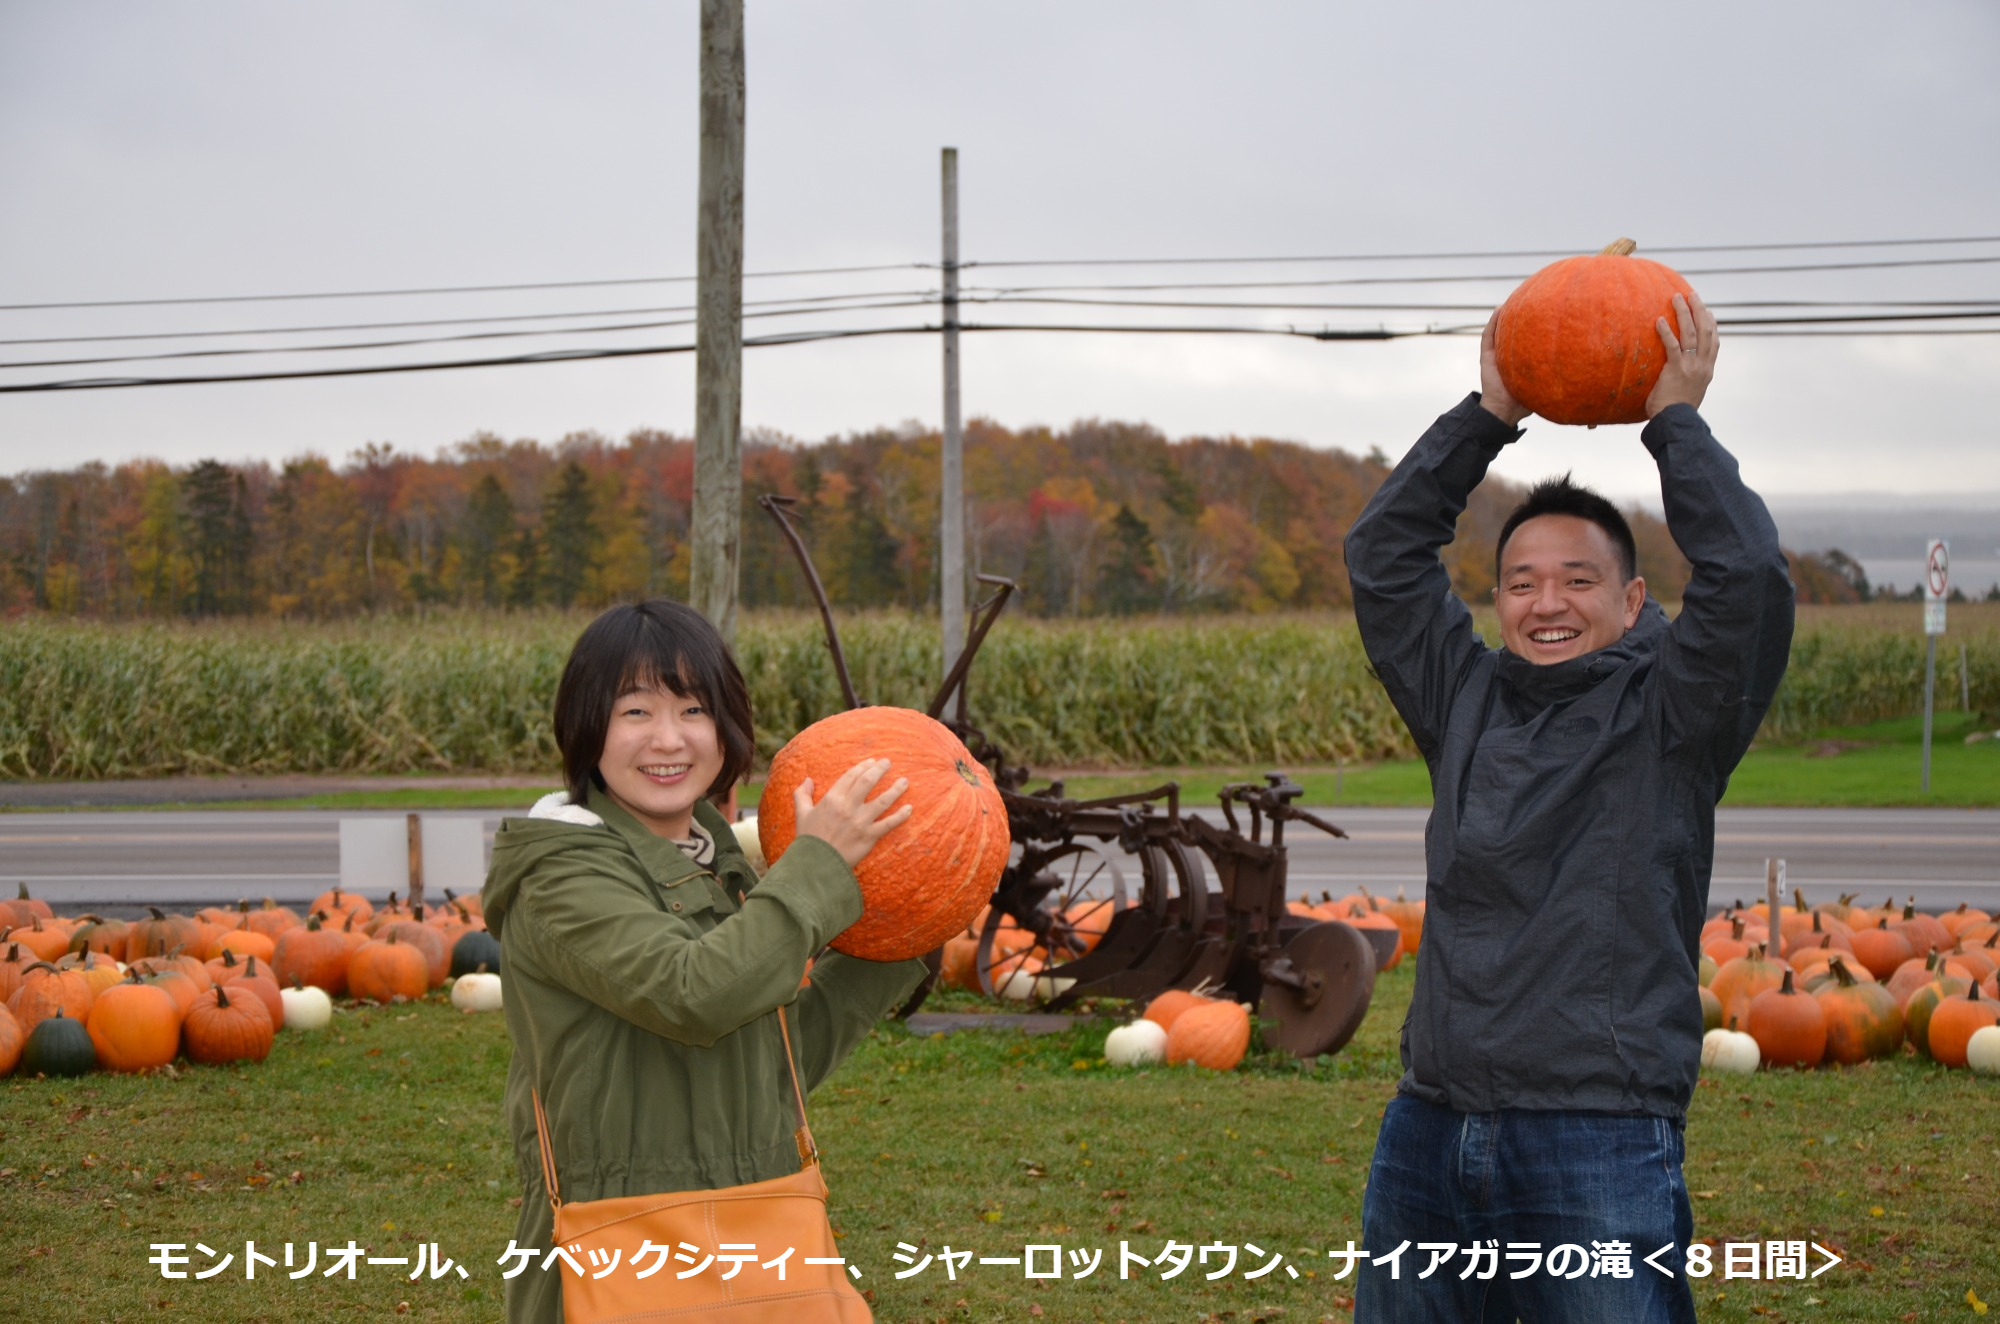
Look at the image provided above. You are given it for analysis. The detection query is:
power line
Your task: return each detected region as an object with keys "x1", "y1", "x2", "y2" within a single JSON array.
[
  {"x1": 964, "y1": 235, "x2": 2000, "y2": 269},
  {"x1": 9, "y1": 235, "x2": 1996, "y2": 315},
  {"x1": 13, "y1": 292, "x2": 1997, "y2": 350},
  {"x1": 969, "y1": 254, "x2": 2000, "y2": 297},
  {"x1": 0, "y1": 299, "x2": 943, "y2": 371},
  {"x1": 9, "y1": 313, "x2": 1998, "y2": 394},
  {"x1": 0, "y1": 263, "x2": 935, "y2": 313}
]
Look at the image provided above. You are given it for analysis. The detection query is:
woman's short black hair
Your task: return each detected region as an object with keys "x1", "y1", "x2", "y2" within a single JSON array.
[{"x1": 551, "y1": 599, "x2": 755, "y2": 809}]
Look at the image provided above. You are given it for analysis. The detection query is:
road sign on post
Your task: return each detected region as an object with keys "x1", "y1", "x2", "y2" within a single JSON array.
[{"x1": 1922, "y1": 539, "x2": 1948, "y2": 792}]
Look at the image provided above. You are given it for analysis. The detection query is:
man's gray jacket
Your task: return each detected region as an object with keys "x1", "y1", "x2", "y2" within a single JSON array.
[{"x1": 1345, "y1": 394, "x2": 1794, "y2": 1120}]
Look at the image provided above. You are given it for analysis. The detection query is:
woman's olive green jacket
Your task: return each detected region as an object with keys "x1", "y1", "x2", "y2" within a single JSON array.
[{"x1": 482, "y1": 785, "x2": 927, "y2": 1324}]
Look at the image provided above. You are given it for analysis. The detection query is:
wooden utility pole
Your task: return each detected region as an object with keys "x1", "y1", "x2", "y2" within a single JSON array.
[
  {"x1": 939, "y1": 147, "x2": 965, "y2": 701},
  {"x1": 691, "y1": 0, "x2": 746, "y2": 643}
]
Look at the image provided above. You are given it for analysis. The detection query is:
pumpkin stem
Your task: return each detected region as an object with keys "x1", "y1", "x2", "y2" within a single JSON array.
[
  {"x1": 215, "y1": 985, "x2": 231, "y2": 1008},
  {"x1": 148, "y1": 905, "x2": 169, "y2": 920},
  {"x1": 1829, "y1": 956, "x2": 1856, "y2": 987},
  {"x1": 1794, "y1": 890, "x2": 1808, "y2": 913},
  {"x1": 1599, "y1": 238, "x2": 1639, "y2": 257},
  {"x1": 1779, "y1": 968, "x2": 1796, "y2": 994}
]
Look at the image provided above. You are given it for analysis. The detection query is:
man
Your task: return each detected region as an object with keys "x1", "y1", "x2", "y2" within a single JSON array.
[{"x1": 1343, "y1": 291, "x2": 1793, "y2": 1322}]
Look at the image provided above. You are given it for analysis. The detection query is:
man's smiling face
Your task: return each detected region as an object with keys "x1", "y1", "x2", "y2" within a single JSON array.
[{"x1": 1493, "y1": 514, "x2": 1647, "y2": 665}]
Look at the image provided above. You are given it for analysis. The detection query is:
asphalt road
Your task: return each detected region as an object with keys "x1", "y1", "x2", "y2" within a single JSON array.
[{"x1": 4, "y1": 806, "x2": 1994, "y2": 919}]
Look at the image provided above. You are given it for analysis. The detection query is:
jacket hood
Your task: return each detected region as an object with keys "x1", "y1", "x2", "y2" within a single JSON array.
[
  {"x1": 481, "y1": 788, "x2": 747, "y2": 941},
  {"x1": 1494, "y1": 596, "x2": 1670, "y2": 711}
]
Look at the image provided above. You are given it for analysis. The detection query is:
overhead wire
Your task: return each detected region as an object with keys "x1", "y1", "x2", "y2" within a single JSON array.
[{"x1": 962, "y1": 235, "x2": 2000, "y2": 269}]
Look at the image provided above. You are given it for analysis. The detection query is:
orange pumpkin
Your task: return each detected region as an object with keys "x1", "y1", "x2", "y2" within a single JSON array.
[
  {"x1": 0, "y1": 883, "x2": 54, "y2": 928},
  {"x1": 87, "y1": 973, "x2": 184, "y2": 1072},
  {"x1": 1886, "y1": 950, "x2": 1973, "y2": 1007},
  {"x1": 938, "y1": 935, "x2": 981, "y2": 992},
  {"x1": 1938, "y1": 904, "x2": 1992, "y2": 938},
  {"x1": 347, "y1": 932, "x2": 429, "y2": 1004},
  {"x1": 1380, "y1": 888, "x2": 1425, "y2": 957},
  {"x1": 1746, "y1": 969, "x2": 1826, "y2": 1069},
  {"x1": 273, "y1": 915, "x2": 352, "y2": 996},
  {"x1": 1906, "y1": 976, "x2": 1971, "y2": 1058},
  {"x1": 1782, "y1": 913, "x2": 1852, "y2": 959},
  {"x1": 0, "y1": 1003, "x2": 21, "y2": 1077},
  {"x1": 182, "y1": 985, "x2": 274, "y2": 1065},
  {"x1": 1343, "y1": 904, "x2": 1403, "y2": 971},
  {"x1": 66, "y1": 915, "x2": 132, "y2": 962},
  {"x1": 1813, "y1": 958, "x2": 1904, "y2": 1064},
  {"x1": 216, "y1": 929, "x2": 277, "y2": 964},
  {"x1": 1847, "y1": 920, "x2": 1915, "y2": 981},
  {"x1": 758, "y1": 707, "x2": 1009, "y2": 961},
  {"x1": 241, "y1": 899, "x2": 304, "y2": 941},
  {"x1": 126, "y1": 907, "x2": 201, "y2": 961},
  {"x1": 7, "y1": 962, "x2": 97, "y2": 1032},
  {"x1": 5, "y1": 916, "x2": 71, "y2": 964},
  {"x1": 308, "y1": 888, "x2": 375, "y2": 927},
  {"x1": 1165, "y1": 998, "x2": 1251, "y2": 1070},
  {"x1": 372, "y1": 913, "x2": 449, "y2": 988},
  {"x1": 1492, "y1": 239, "x2": 1697, "y2": 427},
  {"x1": 1927, "y1": 984, "x2": 1999, "y2": 1069},
  {"x1": 1710, "y1": 945, "x2": 1788, "y2": 1028},
  {"x1": 0, "y1": 943, "x2": 31, "y2": 1005},
  {"x1": 1142, "y1": 989, "x2": 1213, "y2": 1031}
]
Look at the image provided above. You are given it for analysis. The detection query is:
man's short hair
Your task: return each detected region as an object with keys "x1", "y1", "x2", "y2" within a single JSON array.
[
  {"x1": 552, "y1": 598, "x2": 755, "y2": 809},
  {"x1": 1494, "y1": 475, "x2": 1639, "y2": 584}
]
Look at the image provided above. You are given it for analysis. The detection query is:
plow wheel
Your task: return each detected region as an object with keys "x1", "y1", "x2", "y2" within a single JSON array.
[
  {"x1": 977, "y1": 842, "x2": 1129, "y2": 1002},
  {"x1": 1257, "y1": 920, "x2": 1377, "y2": 1058}
]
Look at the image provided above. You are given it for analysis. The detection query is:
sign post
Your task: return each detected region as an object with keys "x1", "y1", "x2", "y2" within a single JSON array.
[{"x1": 1922, "y1": 539, "x2": 1949, "y2": 793}]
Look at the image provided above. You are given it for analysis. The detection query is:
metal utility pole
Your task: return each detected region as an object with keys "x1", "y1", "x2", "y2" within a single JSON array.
[
  {"x1": 939, "y1": 147, "x2": 966, "y2": 699},
  {"x1": 691, "y1": 0, "x2": 746, "y2": 644}
]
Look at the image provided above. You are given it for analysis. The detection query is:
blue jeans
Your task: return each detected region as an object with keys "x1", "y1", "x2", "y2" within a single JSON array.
[{"x1": 1355, "y1": 1095, "x2": 1696, "y2": 1323}]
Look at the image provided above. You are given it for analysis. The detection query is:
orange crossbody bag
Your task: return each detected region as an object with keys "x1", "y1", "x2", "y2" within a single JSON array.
[{"x1": 530, "y1": 1006, "x2": 872, "y2": 1322}]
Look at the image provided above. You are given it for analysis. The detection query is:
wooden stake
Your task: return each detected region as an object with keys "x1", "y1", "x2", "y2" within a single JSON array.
[{"x1": 407, "y1": 813, "x2": 425, "y2": 912}]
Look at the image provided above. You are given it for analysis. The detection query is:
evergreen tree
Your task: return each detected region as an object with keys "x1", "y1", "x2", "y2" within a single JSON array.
[
  {"x1": 1097, "y1": 504, "x2": 1158, "y2": 614},
  {"x1": 541, "y1": 462, "x2": 596, "y2": 607},
  {"x1": 461, "y1": 473, "x2": 515, "y2": 606}
]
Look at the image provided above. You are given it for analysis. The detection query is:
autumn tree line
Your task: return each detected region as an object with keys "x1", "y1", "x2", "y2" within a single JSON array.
[{"x1": 0, "y1": 417, "x2": 1883, "y2": 620}]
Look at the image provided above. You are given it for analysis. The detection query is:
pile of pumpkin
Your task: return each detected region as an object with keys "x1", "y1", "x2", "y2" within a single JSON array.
[
  {"x1": 0, "y1": 884, "x2": 504, "y2": 1080},
  {"x1": 1697, "y1": 892, "x2": 2000, "y2": 1075},
  {"x1": 1286, "y1": 887, "x2": 1424, "y2": 971},
  {"x1": 1103, "y1": 987, "x2": 1253, "y2": 1071}
]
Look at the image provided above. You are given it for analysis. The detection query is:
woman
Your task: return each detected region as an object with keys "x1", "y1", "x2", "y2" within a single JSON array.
[{"x1": 482, "y1": 599, "x2": 927, "y2": 1323}]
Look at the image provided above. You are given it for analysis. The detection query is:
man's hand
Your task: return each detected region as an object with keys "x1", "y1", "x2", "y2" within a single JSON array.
[
  {"x1": 792, "y1": 757, "x2": 913, "y2": 868},
  {"x1": 1477, "y1": 312, "x2": 1530, "y2": 428},
  {"x1": 1645, "y1": 290, "x2": 1718, "y2": 418}
]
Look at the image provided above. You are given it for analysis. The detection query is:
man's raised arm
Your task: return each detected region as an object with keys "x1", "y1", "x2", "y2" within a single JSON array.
[
  {"x1": 1343, "y1": 320, "x2": 1524, "y2": 760},
  {"x1": 1641, "y1": 293, "x2": 1795, "y2": 780}
]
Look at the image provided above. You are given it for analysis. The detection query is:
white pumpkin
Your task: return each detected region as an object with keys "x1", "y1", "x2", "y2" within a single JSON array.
[
  {"x1": 280, "y1": 984, "x2": 334, "y2": 1031},
  {"x1": 1104, "y1": 1019, "x2": 1168, "y2": 1066},
  {"x1": 997, "y1": 966, "x2": 1039, "y2": 1001},
  {"x1": 1034, "y1": 973, "x2": 1077, "y2": 1000},
  {"x1": 1967, "y1": 1024, "x2": 2000, "y2": 1076},
  {"x1": 1700, "y1": 1027, "x2": 1760, "y2": 1075},
  {"x1": 730, "y1": 816, "x2": 768, "y2": 874},
  {"x1": 451, "y1": 971, "x2": 504, "y2": 1013}
]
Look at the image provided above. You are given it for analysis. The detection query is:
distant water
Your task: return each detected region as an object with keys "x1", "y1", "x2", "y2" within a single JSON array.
[{"x1": 1860, "y1": 556, "x2": 2000, "y2": 599}]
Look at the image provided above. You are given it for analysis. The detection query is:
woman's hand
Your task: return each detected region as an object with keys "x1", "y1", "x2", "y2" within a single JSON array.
[{"x1": 792, "y1": 758, "x2": 913, "y2": 867}]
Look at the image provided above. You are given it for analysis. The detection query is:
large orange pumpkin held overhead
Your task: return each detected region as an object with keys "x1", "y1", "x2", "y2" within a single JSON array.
[
  {"x1": 1493, "y1": 238, "x2": 1697, "y2": 428},
  {"x1": 759, "y1": 706, "x2": 1009, "y2": 962}
]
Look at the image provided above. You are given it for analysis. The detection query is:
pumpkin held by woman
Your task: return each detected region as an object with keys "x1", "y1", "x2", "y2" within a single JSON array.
[
  {"x1": 758, "y1": 707, "x2": 1009, "y2": 961},
  {"x1": 1493, "y1": 239, "x2": 1696, "y2": 427}
]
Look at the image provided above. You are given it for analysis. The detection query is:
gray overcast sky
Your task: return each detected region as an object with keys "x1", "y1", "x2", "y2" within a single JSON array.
[{"x1": 2, "y1": 0, "x2": 1996, "y2": 503}]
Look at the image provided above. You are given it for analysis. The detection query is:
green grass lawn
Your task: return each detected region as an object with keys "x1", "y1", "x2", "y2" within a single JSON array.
[{"x1": 5, "y1": 966, "x2": 1997, "y2": 1322}]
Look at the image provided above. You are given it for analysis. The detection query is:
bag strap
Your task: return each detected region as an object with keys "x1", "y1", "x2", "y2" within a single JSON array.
[{"x1": 529, "y1": 1000, "x2": 819, "y2": 1214}]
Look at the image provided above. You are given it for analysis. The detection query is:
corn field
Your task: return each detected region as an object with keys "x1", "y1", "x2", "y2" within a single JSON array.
[{"x1": 0, "y1": 607, "x2": 1994, "y2": 780}]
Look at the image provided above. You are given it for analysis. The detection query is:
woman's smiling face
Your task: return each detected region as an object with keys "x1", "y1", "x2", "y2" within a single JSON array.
[{"x1": 595, "y1": 684, "x2": 725, "y2": 839}]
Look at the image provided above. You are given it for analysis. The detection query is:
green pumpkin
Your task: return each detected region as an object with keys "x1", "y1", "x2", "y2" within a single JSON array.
[
  {"x1": 22, "y1": 1008, "x2": 95, "y2": 1077},
  {"x1": 449, "y1": 929, "x2": 502, "y2": 979},
  {"x1": 1698, "y1": 984, "x2": 1723, "y2": 1033}
]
